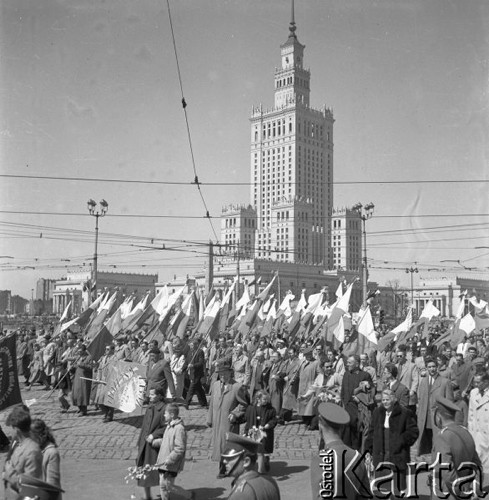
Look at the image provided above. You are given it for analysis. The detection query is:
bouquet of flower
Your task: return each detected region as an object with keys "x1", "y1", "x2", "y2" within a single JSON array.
[
  {"x1": 125, "y1": 464, "x2": 159, "y2": 483},
  {"x1": 246, "y1": 426, "x2": 267, "y2": 443}
]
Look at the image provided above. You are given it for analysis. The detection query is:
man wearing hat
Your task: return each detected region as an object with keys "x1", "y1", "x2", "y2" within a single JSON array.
[
  {"x1": 221, "y1": 432, "x2": 280, "y2": 499},
  {"x1": 432, "y1": 396, "x2": 483, "y2": 498},
  {"x1": 311, "y1": 402, "x2": 371, "y2": 500},
  {"x1": 207, "y1": 360, "x2": 249, "y2": 477}
]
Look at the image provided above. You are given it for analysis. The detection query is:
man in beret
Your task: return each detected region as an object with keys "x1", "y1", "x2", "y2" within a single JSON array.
[
  {"x1": 207, "y1": 361, "x2": 249, "y2": 477},
  {"x1": 311, "y1": 402, "x2": 371, "y2": 500},
  {"x1": 221, "y1": 432, "x2": 280, "y2": 499},
  {"x1": 432, "y1": 396, "x2": 483, "y2": 498}
]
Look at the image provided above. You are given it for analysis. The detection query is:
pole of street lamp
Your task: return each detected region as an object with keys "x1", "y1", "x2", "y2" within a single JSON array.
[
  {"x1": 406, "y1": 266, "x2": 418, "y2": 309},
  {"x1": 87, "y1": 199, "x2": 108, "y2": 303},
  {"x1": 352, "y1": 202, "x2": 375, "y2": 306}
]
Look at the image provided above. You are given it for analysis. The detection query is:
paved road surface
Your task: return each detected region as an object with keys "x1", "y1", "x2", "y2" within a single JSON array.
[{"x1": 0, "y1": 384, "x2": 315, "y2": 499}]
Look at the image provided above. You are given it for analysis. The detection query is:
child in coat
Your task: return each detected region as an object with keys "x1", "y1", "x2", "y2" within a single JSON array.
[{"x1": 244, "y1": 390, "x2": 277, "y2": 473}]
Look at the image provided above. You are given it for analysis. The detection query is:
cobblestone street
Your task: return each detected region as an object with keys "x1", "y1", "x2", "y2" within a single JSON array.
[{"x1": 0, "y1": 384, "x2": 315, "y2": 499}]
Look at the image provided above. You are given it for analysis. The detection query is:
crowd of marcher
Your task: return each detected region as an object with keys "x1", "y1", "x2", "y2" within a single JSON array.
[{"x1": 2, "y1": 320, "x2": 489, "y2": 499}]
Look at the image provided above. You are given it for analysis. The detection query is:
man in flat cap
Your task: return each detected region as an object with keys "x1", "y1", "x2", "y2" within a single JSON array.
[
  {"x1": 207, "y1": 360, "x2": 249, "y2": 477},
  {"x1": 221, "y1": 432, "x2": 280, "y2": 500},
  {"x1": 311, "y1": 402, "x2": 371, "y2": 500},
  {"x1": 432, "y1": 396, "x2": 483, "y2": 499}
]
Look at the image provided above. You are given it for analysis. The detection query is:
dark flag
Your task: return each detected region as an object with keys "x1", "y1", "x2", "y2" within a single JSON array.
[{"x1": 0, "y1": 334, "x2": 22, "y2": 411}]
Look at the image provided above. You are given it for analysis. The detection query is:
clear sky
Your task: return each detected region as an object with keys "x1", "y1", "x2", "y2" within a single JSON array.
[{"x1": 1, "y1": 0, "x2": 489, "y2": 298}]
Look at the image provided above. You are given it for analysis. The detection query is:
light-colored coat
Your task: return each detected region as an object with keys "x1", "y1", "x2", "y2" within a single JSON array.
[
  {"x1": 397, "y1": 360, "x2": 419, "y2": 406},
  {"x1": 468, "y1": 387, "x2": 489, "y2": 481},
  {"x1": 154, "y1": 417, "x2": 186, "y2": 474},
  {"x1": 298, "y1": 359, "x2": 319, "y2": 416},
  {"x1": 4, "y1": 437, "x2": 42, "y2": 492},
  {"x1": 417, "y1": 374, "x2": 453, "y2": 455},
  {"x1": 42, "y1": 444, "x2": 62, "y2": 490},
  {"x1": 206, "y1": 379, "x2": 248, "y2": 461}
]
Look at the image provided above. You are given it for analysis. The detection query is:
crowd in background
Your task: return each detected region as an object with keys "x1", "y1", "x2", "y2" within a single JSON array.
[{"x1": 2, "y1": 320, "x2": 489, "y2": 498}]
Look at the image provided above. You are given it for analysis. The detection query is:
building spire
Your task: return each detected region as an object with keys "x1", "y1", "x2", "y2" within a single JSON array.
[{"x1": 289, "y1": 0, "x2": 297, "y2": 38}]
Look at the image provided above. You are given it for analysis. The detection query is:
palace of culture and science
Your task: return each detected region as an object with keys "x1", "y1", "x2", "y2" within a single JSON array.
[{"x1": 209, "y1": 5, "x2": 364, "y2": 301}]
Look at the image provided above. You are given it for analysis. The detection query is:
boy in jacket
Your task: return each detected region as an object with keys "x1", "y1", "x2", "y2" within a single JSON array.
[{"x1": 153, "y1": 403, "x2": 194, "y2": 500}]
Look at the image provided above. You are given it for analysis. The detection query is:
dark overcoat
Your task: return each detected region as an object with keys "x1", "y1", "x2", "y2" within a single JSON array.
[
  {"x1": 136, "y1": 400, "x2": 166, "y2": 487},
  {"x1": 365, "y1": 402, "x2": 419, "y2": 471},
  {"x1": 244, "y1": 403, "x2": 277, "y2": 453},
  {"x1": 71, "y1": 353, "x2": 93, "y2": 407}
]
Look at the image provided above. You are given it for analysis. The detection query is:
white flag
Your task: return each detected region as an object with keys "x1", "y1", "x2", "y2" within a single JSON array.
[
  {"x1": 357, "y1": 306, "x2": 377, "y2": 345},
  {"x1": 459, "y1": 313, "x2": 476, "y2": 335},
  {"x1": 420, "y1": 300, "x2": 440, "y2": 320}
]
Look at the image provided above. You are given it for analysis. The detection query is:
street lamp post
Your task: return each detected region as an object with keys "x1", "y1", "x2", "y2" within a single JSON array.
[
  {"x1": 352, "y1": 202, "x2": 375, "y2": 305},
  {"x1": 405, "y1": 266, "x2": 418, "y2": 306},
  {"x1": 87, "y1": 199, "x2": 108, "y2": 303}
]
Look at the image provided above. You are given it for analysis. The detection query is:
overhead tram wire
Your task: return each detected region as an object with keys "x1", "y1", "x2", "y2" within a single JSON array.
[
  {"x1": 165, "y1": 0, "x2": 218, "y2": 241},
  {"x1": 2, "y1": 210, "x2": 489, "y2": 220},
  {"x1": 2, "y1": 173, "x2": 489, "y2": 187},
  {"x1": 2, "y1": 219, "x2": 489, "y2": 242}
]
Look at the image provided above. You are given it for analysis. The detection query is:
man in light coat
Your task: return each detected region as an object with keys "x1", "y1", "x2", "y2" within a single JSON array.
[
  {"x1": 207, "y1": 360, "x2": 249, "y2": 477},
  {"x1": 417, "y1": 357, "x2": 453, "y2": 457},
  {"x1": 468, "y1": 372, "x2": 489, "y2": 490},
  {"x1": 396, "y1": 345, "x2": 419, "y2": 415}
]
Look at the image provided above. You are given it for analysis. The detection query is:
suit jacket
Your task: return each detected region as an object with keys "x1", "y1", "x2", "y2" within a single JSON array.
[
  {"x1": 146, "y1": 359, "x2": 176, "y2": 397},
  {"x1": 390, "y1": 380, "x2": 410, "y2": 409},
  {"x1": 186, "y1": 348, "x2": 205, "y2": 381}
]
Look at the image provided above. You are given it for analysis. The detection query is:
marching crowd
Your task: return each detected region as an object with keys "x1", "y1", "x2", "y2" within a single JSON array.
[{"x1": 2, "y1": 321, "x2": 489, "y2": 499}]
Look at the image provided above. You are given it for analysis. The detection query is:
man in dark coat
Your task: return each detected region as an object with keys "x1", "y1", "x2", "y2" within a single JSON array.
[
  {"x1": 311, "y1": 402, "x2": 371, "y2": 500},
  {"x1": 365, "y1": 389, "x2": 419, "y2": 495},
  {"x1": 417, "y1": 357, "x2": 453, "y2": 456},
  {"x1": 432, "y1": 396, "x2": 483, "y2": 499},
  {"x1": 71, "y1": 345, "x2": 93, "y2": 416},
  {"x1": 184, "y1": 338, "x2": 207, "y2": 409},
  {"x1": 146, "y1": 350, "x2": 176, "y2": 401},
  {"x1": 340, "y1": 355, "x2": 374, "y2": 449},
  {"x1": 136, "y1": 387, "x2": 167, "y2": 500}
]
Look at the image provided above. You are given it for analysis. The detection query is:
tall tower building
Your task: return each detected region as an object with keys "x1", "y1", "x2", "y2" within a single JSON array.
[
  {"x1": 331, "y1": 207, "x2": 362, "y2": 272},
  {"x1": 249, "y1": 3, "x2": 334, "y2": 266}
]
